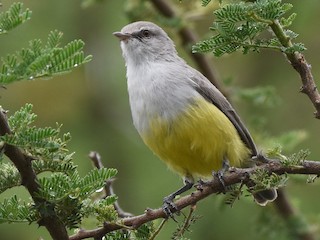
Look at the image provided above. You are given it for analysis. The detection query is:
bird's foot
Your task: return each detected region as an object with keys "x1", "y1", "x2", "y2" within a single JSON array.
[
  {"x1": 162, "y1": 196, "x2": 179, "y2": 220},
  {"x1": 213, "y1": 159, "x2": 230, "y2": 193},
  {"x1": 161, "y1": 177, "x2": 194, "y2": 218}
]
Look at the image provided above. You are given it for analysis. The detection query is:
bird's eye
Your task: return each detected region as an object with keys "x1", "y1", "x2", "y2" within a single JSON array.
[{"x1": 141, "y1": 29, "x2": 151, "y2": 38}]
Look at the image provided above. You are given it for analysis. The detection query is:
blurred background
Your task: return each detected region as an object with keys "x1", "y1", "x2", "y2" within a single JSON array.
[{"x1": 0, "y1": 0, "x2": 320, "y2": 239}]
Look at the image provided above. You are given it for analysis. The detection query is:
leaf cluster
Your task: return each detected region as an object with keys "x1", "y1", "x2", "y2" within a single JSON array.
[
  {"x1": 224, "y1": 184, "x2": 243, "y2": 206},
  {"x1": 266, "y1": 146, "x2": 310, "y2": 167},
  {"x1": 0, "y1": 196, "x2": 36, "y2": 224},
  {"x1": 37, "y1": 168, "x2": 117, "y2": 228},
  {"x1": 250, "y1": 169, "x2": 288, "y2": 194},
  {"x1": 0, "y1": 2, "x2": 31, "y2": 34},
  {"x1": 1, "y1": 104, "x2": 70, "y2": 160},
  {"x1": 100, "y1": 222, "x2": 155, "y2": 240},
  {"x1": 0, "y1": 104, "x2": 118, "y2": 229},
  {"x1": 193, "y1": 0, "x2": 305, "y2": 56},
  {"x1": 0, "y1": 30, "x2": 92, "y2": 84}
]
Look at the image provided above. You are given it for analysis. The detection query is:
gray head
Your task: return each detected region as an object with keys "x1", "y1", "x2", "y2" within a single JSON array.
[{"x1": 113, "y1": 21, "x2": 178, "y2": 65}]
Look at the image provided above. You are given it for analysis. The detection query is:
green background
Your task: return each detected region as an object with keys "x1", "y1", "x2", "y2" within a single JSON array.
[{"x1": 1, "y1": 0, "x2": 320, "y2": 239}]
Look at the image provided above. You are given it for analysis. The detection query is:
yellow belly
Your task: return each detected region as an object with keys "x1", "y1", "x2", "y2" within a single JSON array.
[{"x1": 141, "y1": 97, "x2": 250, "y2": 178}]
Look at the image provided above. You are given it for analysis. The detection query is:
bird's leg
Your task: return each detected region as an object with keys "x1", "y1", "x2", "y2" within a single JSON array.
[
  {"x1": 162, "y1": 176, "x2": 194, "y2": 217},
  {"x1": 215, "y1": 158, "x2": 230, "y2": 192}
]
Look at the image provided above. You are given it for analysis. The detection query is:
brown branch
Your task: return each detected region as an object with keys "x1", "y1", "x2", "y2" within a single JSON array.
[
  {"x1": 0, "y1": 108, "x2": 69, "y2": 240},
  {"x1": 289, "y1": 52, "x2": 320, "y2": 119},
  {"x1": 69, "y1": 159, "x2": 320, "y2": 240},
  {"x1": 150, "y1": 0, "x2": 225, "y2": 95},
  {"x1": 88, "y1": 151, "x2": 132, "y2": 218},
  {"x1": 270, "y1": 20, "x2": 320, "y2": 119},
  {"x1": 274, "y1": 189, "x2": 316, "y2": 240}
]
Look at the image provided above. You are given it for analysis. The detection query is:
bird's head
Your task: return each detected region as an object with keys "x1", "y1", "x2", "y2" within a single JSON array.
[{"x1": 113, "y1": 21, "x2": 177, "y2": 65}]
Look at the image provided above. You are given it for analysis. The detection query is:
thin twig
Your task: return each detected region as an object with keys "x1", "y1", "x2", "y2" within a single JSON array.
[
  {"x1": 270, "y1": 20, "x2": 320, "y2": 119},
  {"x1": 88, "y1": 151, "x2": 132, "y2": 218},
  {"x1": 69, "y1": 159, "x2": 320, "y2": 240},
  {"x1": 175, "y1": 204, "x2": 197, "y2": 238},
  {"x1": 0, "y1": 108, "x2": 69, "y2": 240},
  {"x1": 149, "y1": 218, "x2": 168, "y2": 240}
]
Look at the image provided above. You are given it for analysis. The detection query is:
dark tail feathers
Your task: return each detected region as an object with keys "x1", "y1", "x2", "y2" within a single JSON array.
[{"x1": 253, "y1": 188, "x2": 278, "y2": 206}]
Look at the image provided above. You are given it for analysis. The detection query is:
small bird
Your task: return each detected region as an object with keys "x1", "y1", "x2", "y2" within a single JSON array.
[{"x1": 113, "y1": 21, "x2": 277, "y2": 212}]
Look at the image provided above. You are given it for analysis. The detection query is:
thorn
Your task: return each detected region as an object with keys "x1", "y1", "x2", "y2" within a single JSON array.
[
  {"x1": 314, "y1": 111, "x2": 320, "y2": 119},
  {"x1": 145, "y1": 208, "x2": 154, "y2": 216},
  {"x1": 313, "y1": 85, "x2": 318, "y2": 92},
  {"x1": 300, "y1": 85, "x2": 307, "y2": 93}
]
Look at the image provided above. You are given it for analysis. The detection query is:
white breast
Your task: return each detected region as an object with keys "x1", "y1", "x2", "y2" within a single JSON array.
[{"x1": 126, "y1": 61, "x2": 199, "y2": 135}]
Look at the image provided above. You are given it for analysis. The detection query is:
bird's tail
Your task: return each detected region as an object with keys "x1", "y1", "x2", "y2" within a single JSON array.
[{"x1": 253, "y1": 188, "x2": 278, "y2": 206}]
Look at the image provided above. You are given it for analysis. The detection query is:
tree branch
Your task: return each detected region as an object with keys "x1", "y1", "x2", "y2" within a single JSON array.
[
  {"x1": 0, "y1": 108, "x2": 69, "y2": 240},
  {"x1": 69, "y1": 159, "x2": 320, "y2": 240},
  {"x1": 88, "y1": 151, "x2": 132, "y2": 218},
  {"x1": 274, "y1": 189, "x2": 316, "y2": 240},
  {"x1": 270, "y1": 20, "x2": 320, "y2": 119}
]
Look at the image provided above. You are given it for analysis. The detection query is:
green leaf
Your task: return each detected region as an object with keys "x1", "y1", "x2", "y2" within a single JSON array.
[
  {"x1": 78, "y1": 168, "x2": 118, "y2": 198},
  {"x1": 0, "y1": 196, "x2": 37, "y2": 223},
  {"x1": 201, "y1": 0, "x2": 212, "y2": 7},
  {"x1": 281, "y1": 13, "x2": 297, "y2": 27},
  {"x1": 7, "y1": 103, "x2": 36, "y2": 132},
  {"x1": 0, "y1": 163, "x2": 21, "y2": 194},
  {"x1": 0, "y1": 31, "x2": 92, "y2": 84},
  {"x1": 214, "y1": 2, "x2": 248, "y2": 23},
  {"x1": 1, "y1": 104, "x2": 73, "y2": 161},
  {"x1": 284, "y1": 43, "x2": 306, "y2": 54},
  {"x1": 0, "y1": 2, "x2": 32, "y2": 34},
  {"x1": 194, "y1": 0, "x2": 300, "y2": 56},
  {"x1": 46, "y1": 30, "x2": 63, "y2": 48},
  {"x1": 250, "y1": 169, "x2": 288, "y2": 193},
  {"x1": 32, "y1": 157, "x2": 76, "y2": 175}
]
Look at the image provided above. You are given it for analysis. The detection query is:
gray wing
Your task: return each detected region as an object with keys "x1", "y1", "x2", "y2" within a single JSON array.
[{"x1": 190, "y1": 69, "x2": 258, "y2": 157}]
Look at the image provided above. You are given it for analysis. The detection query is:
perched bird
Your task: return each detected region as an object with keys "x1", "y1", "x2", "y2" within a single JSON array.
[{"x1": 113, "y1": 21, "x2": 277, "y2": 212}]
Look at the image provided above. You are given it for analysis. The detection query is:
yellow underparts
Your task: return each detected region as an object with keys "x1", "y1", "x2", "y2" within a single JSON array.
[{"x1": 142, "y1": 97, "x2": 250, "y2": 179}]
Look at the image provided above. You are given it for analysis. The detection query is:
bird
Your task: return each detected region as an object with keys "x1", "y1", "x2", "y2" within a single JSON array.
[{"x1": 113, "y1": 21, "x2": 277, "y2": 213}]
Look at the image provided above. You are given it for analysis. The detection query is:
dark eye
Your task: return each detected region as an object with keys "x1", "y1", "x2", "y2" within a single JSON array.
[{"x1": 141, "y1": 29, "x2": 151, "y2": 38}]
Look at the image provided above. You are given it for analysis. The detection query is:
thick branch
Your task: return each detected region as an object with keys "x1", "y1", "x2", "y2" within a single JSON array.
[
  {"x1": 274, "y1": 189, "x2": 316, "y2": 240},
  {"x1": 69, "y1": 159, "x2": 320, "y2": 240},
  {"x1": 0, "y1": 108, "x2": 69, "y2": 240}
]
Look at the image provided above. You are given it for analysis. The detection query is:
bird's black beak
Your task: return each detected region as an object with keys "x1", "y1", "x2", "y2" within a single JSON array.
[{"x1": 113, "y1": 32, "x2": 131, "y2": 41}]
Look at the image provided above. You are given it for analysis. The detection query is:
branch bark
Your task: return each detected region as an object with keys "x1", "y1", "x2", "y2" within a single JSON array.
[
  {"x1": 0, "y1": 108, "x2": 69, "y2": 240},
  {"x1": 270, "y1": 20, "x2": 320, "y2": 119},
  {"x1": 69, "y1": 159, "x2": 320, "y2": 240},
  {"x1": 88, "y1": 151, "x2": 132, "y2": 218},
  {"x1": 274, "y1": 189, "x2": 316, "y2": 240}
]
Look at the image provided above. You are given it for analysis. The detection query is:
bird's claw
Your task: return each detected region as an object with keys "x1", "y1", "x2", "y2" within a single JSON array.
[
  {"x1": 213, "y1": 159, "x2": 230, "y2": 193},
  {"x1": 162, "y1": 198, "x2": 179, "y2": 221}
]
